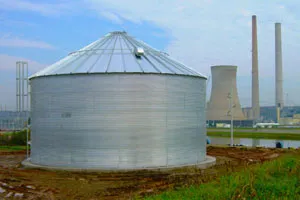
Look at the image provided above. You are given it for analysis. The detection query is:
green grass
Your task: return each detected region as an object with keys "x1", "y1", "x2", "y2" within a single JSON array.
[
  {"x1": 207, "y1": 131, "x2": 300, "y2": 140},
  {"x1": 0, "y1": 130, "x2": 30, "y2": 145},
  {"x1": 144, "y1": 154, "x2": 300, "y2": 200},
  {"x1": 0, "y1": 145, "x2": 27, "y2": 151},
  {"x1": 207, "y1": 127, "x2": 300, "y2": 130}
]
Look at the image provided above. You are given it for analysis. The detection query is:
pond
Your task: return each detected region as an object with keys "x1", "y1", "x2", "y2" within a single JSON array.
[{"x1": 207, "y1": 136, "x2": 300, "y2": 149}]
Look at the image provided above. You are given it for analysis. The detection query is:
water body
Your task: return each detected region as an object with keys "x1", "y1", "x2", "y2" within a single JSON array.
[{"x1": 208, "y1": 136, "x2": 300, "y2": 149}]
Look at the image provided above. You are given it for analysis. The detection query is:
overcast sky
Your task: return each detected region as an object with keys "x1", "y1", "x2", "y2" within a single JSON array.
[{"x1": 0, "y1": 0, "x2": 300, "y2": 110}]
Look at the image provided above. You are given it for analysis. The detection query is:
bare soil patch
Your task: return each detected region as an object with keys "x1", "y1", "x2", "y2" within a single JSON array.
[{"x1": 0, "y1": 147, "x2": 296, "y2": 200}]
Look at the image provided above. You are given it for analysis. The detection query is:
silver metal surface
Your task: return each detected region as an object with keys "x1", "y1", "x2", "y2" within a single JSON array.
[
  {"x1": 275, "y1": 23, "x2": 284, "y2": 109},
  {"x1": 252, "y1": 15, "x2": 260, "y2": 121},
  {"x1": 29, "y1": 31, "x2": 205, "y2": 79},
  {"x1": 30, "y1": 74, "x2": 206, "y2": 169},
  {"x1": 16, "y1": 61, "x2": 29, "y2": 129}
]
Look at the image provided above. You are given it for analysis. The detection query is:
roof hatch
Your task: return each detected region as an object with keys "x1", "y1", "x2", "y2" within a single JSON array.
[
  {"x1": 29, "y1": 31, "x2": 206, "y2": 79},
  {"x1": 134, "y1": 47, "x2": 144, "y2": 57}
]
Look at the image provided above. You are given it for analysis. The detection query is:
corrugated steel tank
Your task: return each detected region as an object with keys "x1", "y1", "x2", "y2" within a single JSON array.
[{"x1": 29, "y1": 31, "x2": 207, "y2": 169}]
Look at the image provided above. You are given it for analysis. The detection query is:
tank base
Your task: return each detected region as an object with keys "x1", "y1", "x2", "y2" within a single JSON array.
[{"x1": 21, "y1": 156, "x2": 216, "y2": 172}]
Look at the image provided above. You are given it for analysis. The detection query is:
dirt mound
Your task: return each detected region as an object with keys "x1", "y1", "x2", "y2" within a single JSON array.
[
  {"x1": 0, "y1": 150, "x2": 26, "y2": 156},
  {"x1": 0, "y1": 147, "x2": 297, "y2": 199}
]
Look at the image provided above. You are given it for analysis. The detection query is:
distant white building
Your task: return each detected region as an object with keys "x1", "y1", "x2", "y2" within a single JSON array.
[{"x1": 253, "y1": 123, "x2": 279, "y2": 128}]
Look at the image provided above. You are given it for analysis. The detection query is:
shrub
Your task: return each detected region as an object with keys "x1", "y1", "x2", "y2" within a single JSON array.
[{"x1": 0, "y1": 129, "x2": 30, "y2": 145}]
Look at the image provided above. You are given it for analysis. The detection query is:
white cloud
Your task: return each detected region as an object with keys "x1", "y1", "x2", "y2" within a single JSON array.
[
  {"x1": 1, "y1": 0, "x2": 300, "y2": 106},
  {"x1": 82, "y1": 0, "x2": 300, "y2": 77},
  {"x1": 0, "y1": 54, "x2": 47, "y2": 110},
  {"x1": 0, "y1": 35, "x2": 55, "y2": 49},
  {"x1": 0, "y1": 14, "x2": 36, "y2": 27},
  {"x1": 0, "y1": 0, "x2": 77, "y2": 17},
  {"x1": 99, "y1": 11, "x2": 123, "y2": 24},
  {"x1": 82, "y1": 0, "x2": 300, "y2": 106},
  {"x1": 240, "y1": 9, "x2": 252, "y2": 17},
  {"x1": 0, "y1": 54, "x2": 46, "y2": 73}
]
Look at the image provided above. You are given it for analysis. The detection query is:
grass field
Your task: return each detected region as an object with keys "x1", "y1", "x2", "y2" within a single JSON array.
[
  {"x1": 207, "y1": 131, "x2": 300, "y2": 140},
  {"x1": 207, "y1": 127, "x2": 300, "y2": 130},
  {"x1": 144, "y1": 154, "x2": 300, "y2": 200},
  {"x1": 0, "y1": 145, "x2": 27, "y2": 151},
  {"x1": 0, "y1": 146, "x2": 297, "y2": 199},
  {"x1": 0, "y1": 130, "x2": 30, "y2": 146}
]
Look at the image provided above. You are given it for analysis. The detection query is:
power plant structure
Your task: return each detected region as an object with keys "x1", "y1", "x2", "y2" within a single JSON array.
[
  {"x1": 23, "y1": 31, "x2": 215, "y2": 170},
  {"x1": 0, "y1": 62, "x2": 29, "y2": 131},
  {"x1": 275, "y1": 22, "x2": 284, "y2": 123},
  {"x1": 251, "y1": 15, "x2": 260, "y2": 122},
  {"x1": 206, "y1": 65, "x2": 249, "y2": 127},
  {"x1": 16, "y1": 61, "x2": 29, "y2": 130}
]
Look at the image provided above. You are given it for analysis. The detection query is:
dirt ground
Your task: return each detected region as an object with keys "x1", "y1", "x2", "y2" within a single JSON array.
[{"x1": 0, "y1": 146, "x2": 297, "y2": 200}]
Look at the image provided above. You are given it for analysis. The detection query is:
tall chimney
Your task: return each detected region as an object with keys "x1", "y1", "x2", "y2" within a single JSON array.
[
  {"x1": 252, "y1": 15, "x2": 260, "y2": 122},
  {"x1": 275, "y1": 22, "x2": 283, "y2": 122}
]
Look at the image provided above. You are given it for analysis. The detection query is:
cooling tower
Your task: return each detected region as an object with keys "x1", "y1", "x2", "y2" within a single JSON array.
[
  {"x1": 252, "y1": 15, "x2": 260, "y2": 121},
  {"x1": 206, "y1": 65, "x2": 245, "y2": 121},
  {"x1": 275, "y1": 23, "x2": 283, "y2": 109}
]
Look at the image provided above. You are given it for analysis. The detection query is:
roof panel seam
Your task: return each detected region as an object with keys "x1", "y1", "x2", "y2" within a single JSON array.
[
  {"x1": 46, "y1": 39, "x2": 103, "y2": 75},
  {"x1": 72, "y1": 37, "x2": 109, "y2": 73},
  {"x1": 105, "y1": 34, "x2": 119, "y2": 72},
  {"x1": 119, "y1": 36, "x2": 126, "y2": 72},
  {"x1": 87, "y1": 35, "x2": 113, "y2": 73},
  {"x1": 153, "y1": 53, "x2": 188, "y2": 74},
  {"x1": 132, "y1": 39, "x2": 172, "y2": 73},
  {"x1": 122, "y1": 34, "x2": 144, "y2": 73}
]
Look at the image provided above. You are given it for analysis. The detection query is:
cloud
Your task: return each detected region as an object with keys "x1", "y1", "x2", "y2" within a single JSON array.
[
  {"x1": 0, "y1": 54, "x2": 47, "y2": 110},
  {"x1": 0, "y1": 0, "x2": 77, "y2": 17},
  {"x1": 2, "y1": 0, "x2": 300, "y2": 76},
  {"x1": 81, "y1": 0, "x2": 300, "y2": 106},
  {"x1": 82, "y1": 0, "x2": 300, "y2": 78},
  {"x1": 0, "y1": 35, "x2": 55, "y2": 49},
  {"x1": 0, "y1": 54, "x2": 46, "y2": 73},
  {"x1": 99, "y1": 11, "x2": 123, "y2": 24},
  {"x1": 1, "y1": 0, "x2": 300, "y2": 106},
  {"x1": 0, "y1": 14, "x2": 36, "y2": 27},
  {"x1": 240, "y1": 9, "x2": 252, "y2": 17}
]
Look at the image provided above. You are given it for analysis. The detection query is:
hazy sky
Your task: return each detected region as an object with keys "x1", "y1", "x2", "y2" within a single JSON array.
[{"x1": 0, "y1": 0, "x2": 300, "y2": 110}]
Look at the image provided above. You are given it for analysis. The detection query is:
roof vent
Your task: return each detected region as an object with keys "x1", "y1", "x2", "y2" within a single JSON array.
[{"x1": 134, "y1": 47, "x2": 144, "y2": 58}]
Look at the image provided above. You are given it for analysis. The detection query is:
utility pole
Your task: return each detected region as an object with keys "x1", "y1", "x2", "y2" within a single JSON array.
[
  {"x1": 16, "y1": 61, "x2": 30, "y2": 158},
  {"x1": 227, "y1": 80, "x2": 236, "y2": 147}
]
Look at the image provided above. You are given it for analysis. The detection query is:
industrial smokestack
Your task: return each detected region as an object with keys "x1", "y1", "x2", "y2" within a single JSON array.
[
  {"x1": 252, "y1": 15, "x2": 260, "y2": 122},
  {"x1": 275, "y1": 23, "x2": 283, "y2": 120},
  {"x1": 206, "y1": 65, "x2": 245, "y2": 121}
]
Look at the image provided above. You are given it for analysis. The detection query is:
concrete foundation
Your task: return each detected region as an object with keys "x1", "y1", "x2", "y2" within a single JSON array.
[{"x1": 21, "y1": 156, "x2": 216, "y2": 172}]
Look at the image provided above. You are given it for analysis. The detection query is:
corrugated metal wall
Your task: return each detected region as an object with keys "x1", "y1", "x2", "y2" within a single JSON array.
[{"x1": 30, "y1": 74, "x2": 206, "y2": 169}]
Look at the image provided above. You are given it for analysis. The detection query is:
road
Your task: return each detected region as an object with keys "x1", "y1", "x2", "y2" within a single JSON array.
[{"x1": 207, "y1": 128, "x2": 300, "y2": 134}]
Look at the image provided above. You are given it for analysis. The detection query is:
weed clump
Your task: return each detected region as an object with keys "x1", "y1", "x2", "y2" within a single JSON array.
[
  {"x1": 0, "y1": 130, "x2": 30, "y2": 146},
  {"x1": 145, "y1": 154, "x2": 300, "y2": 200}
]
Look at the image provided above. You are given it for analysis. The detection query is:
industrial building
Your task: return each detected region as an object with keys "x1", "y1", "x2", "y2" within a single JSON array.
[
  {"x1": 206, "y1": 65, "x2": 251, "y2": 127},
  {"x1": 251, "y1": 15, "x2": 260, "y2": 122},
  {"x1": 242, "y1": 106, "x2": 300, "y2": 124},
  {"x1": 0, "y1": 111, "x2": 29, "y2": 131},
  {"x1": 26, "y1": 31, "x2": 210, "y2": 170},
  {"x1": 242, "y1": 20, "x2": 299, "y2": 126},
  {"x1": 275, "y1": 22, "x2": 284, "y2": 123}
]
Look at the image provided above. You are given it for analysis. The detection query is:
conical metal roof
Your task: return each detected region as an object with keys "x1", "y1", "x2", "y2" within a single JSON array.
[{"x1": 30, "y1": 31, "x2": 205, "y2": 79}]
